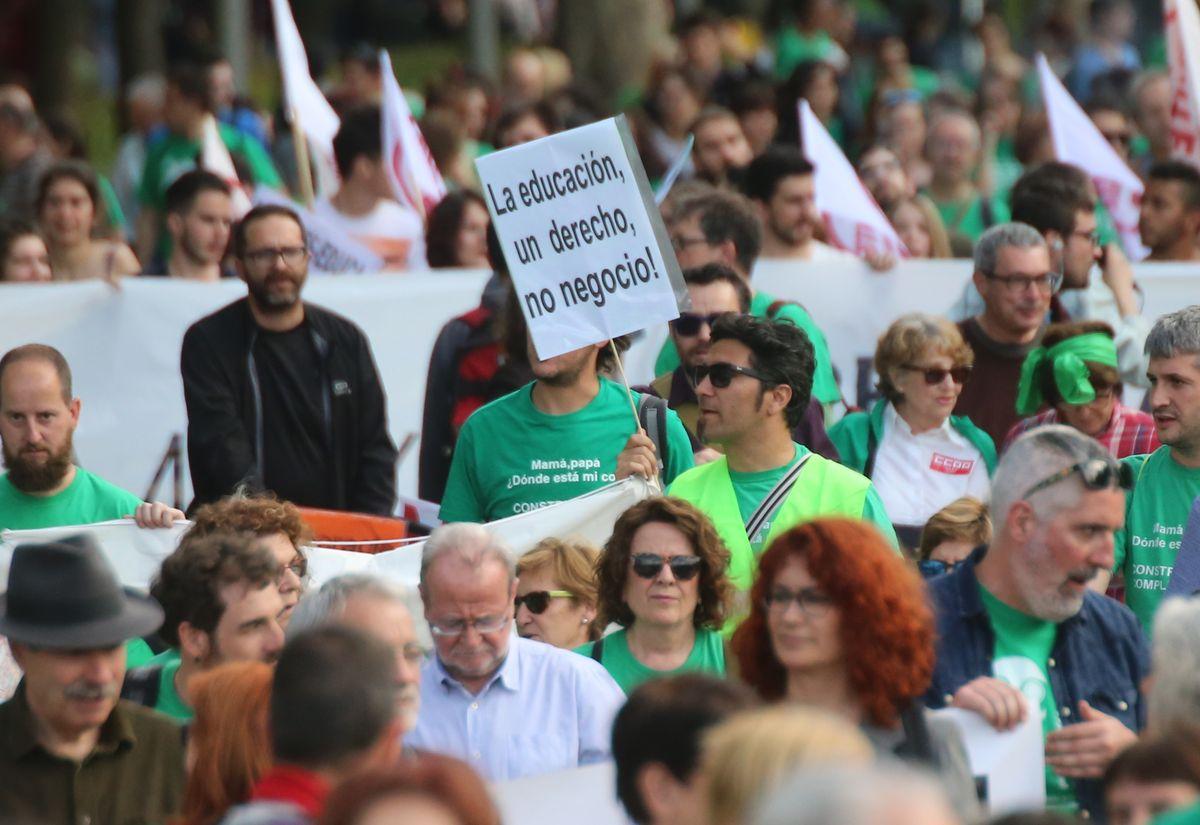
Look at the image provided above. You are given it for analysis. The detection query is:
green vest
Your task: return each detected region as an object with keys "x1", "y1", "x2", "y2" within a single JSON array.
[{"x1": 670, "y1": 453, "x2": 872, "y2": 590}]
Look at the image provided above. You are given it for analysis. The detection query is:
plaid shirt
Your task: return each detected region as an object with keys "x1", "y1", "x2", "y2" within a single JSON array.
[{"x1": 1002, "y1": 402, "x2": 1161, "y2": 458}]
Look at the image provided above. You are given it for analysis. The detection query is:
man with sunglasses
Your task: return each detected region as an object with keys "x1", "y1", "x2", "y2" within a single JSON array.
[
  {"x1": 926, "y1": 425, "x2": 1148, "y2": 821},
  {"x1": 181, "y1": 204, "x2": 398, "y2": 515},
  {"x1": 668, "y1": 314, "x2": 896, "y2": 591},
  {"x1": 1112, "y1": 306, "x2": 1200, "y2": 632},
  {"x1": 407, "y1": 523, "x2": 624, "y2": 780}
]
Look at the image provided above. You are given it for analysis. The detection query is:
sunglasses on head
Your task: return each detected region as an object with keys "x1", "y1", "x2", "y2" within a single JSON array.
[
  {"x1": 693, "y1": 361, "x2": 768, "y2": 389},
  {"x1": 631, "y1": 553, "x2": 703, "y2": 581},
  {"x1": 1023, "y1": 458, "x2": 1134, "y2": 500},
  {"x1": 902, "y1": 364, "x2": 972, "y2": 385},
  {"x1": 671, "y1": 312, "x2": 728, "y2": 337},
  {"x1": 514, "y1": 590, "x2": 574, "y2": 614}
]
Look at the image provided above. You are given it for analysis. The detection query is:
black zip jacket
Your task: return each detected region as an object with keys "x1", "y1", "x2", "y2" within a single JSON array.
[{"x1": 181, "y1": 298, "x2": 397, "y2": 515}]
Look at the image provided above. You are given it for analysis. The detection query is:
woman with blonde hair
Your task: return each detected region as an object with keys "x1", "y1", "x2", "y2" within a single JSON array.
[
  {"x1": 888, "y1": 196, "x2": 952, "y2": 259},
  {"x1": 917, "y1": 497, "x2": 992, "y2": 578},
  {"x1": 514, "y1": 536, "x2": 601, "y2": 649}
]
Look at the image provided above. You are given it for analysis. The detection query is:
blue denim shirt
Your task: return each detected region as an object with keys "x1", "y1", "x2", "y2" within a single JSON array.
[{"x1": 924, "y1": 546, "x2": 1150, "y2": 821}]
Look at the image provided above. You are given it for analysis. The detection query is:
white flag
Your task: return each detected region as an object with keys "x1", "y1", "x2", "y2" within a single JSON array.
[
  {"x1": 1166, "y1": 0, "x2": 1200, "y2": 166},
  {"x1": 380, "y1": 50, "x2": 447, "y2": 219},
  {"x1": 1036, "y1": 54, "x2": 1149, "y2": 260},
  {"x1": 269, "y1": 0, "x2": 341, "y2": 196},
  {"x1": 199, "y1": 115, "x2": 253, "y2": 218},
  {"x1": 797, "y1": 100, "x2": 907, "y2": 258}
]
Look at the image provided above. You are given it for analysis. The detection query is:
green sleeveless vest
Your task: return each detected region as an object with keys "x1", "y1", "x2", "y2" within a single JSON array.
[{"x1": 669, "y1": 453, "x2": 872, "y2": 590}]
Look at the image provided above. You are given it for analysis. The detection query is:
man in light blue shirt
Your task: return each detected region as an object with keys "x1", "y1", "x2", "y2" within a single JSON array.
[{"x1": 405, "y1": 523, "x2": 625, "y2": 780}]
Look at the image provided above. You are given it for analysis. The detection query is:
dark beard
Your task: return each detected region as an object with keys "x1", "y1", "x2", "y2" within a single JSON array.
[
  {"x1": 247, "y1": 277, "x2": 302, "y2": 314},
  {"x1": 3, "y1": 434, "x2": 74, "y2": 493}
]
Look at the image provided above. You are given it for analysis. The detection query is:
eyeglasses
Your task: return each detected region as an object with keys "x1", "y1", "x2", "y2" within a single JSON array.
[
  {"x1": 694, "y1": 361, "x2": 768, "y2": 389},
  {"x1": 671, "y1": 312, "x2": 729, "y2": 337},
  {"x1": 514, "y1": 590, "x2": 574, "y2": 614},
  {"x1": 1022, "y1": 458, "x2": 1134, "y2": 500},
  {"x1": 242, "y1": 246, "x2": 309, "y2": 268},
  {"x1": 631, "y1": 553, "x2": 703, "y2": 581},
  {"x1": 762, "y1": 585, "x2": 833, "y2": 617},
  {"x1": 1071, "y1": 228, "x2": 1100, "y2": 246},
  {"x1": 983, "y1": 270, "x2": 1063, "y2": 294},
  {"x1": 279, "y1": 554, "x2": 307, "y2": 580},
  {"x1": 901, "y1": 364, "x2": 972, "y2": 385},
  {"x1": 671, "y1": 234, "x2": 711, "y2": 252},
  {"x1": 918, "y1": 559, "x2": 958, "y2": 579},
  {"x1": 427, "y1": 614, "x2": 510, "y2": 638}
]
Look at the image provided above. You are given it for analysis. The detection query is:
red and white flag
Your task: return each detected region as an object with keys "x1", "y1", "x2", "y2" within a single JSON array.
[
  {"x1": 1036, "y1": 54, "x2": 1148, "y2": 260},
  {"x1": 797, "y1": 100, "x2": 907, "y2": 258},
  {"x1": 199, "y1": 115, "x2": 253, "y2": 218},
  {"x1": 269, "y1": 0, "x2": 341, "y2": 197},
  {"x1": 379, "y1": 50, "x2": 447, "y2": 219},
  {"x1": 1166, "y1": 0, "x2": 1200, "y2": 166}
]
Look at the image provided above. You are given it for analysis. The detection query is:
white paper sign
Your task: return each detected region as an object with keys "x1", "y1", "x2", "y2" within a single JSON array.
[
  {"x1": 491, "y1": 762, "x2": 627, "y2": 825},
  {"x1": 930, "y1": 707, "x2": 1046, "y2": 815},
  {"x1": 475, "y1": 116, "x2": 687, "y2": 360}
]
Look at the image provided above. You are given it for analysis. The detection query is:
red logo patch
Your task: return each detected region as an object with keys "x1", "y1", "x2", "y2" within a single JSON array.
[{"x1": 930, "y1": 453, "x2": 975, "y2": 475}]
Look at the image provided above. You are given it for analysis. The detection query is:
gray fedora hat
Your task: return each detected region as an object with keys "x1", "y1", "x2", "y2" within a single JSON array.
[{"x1": 0, "y1": 533, "x2": 163, "y2": 649}]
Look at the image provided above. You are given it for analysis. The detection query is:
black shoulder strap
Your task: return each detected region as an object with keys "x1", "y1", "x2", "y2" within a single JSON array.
[
  {"x1": 590, "y1": 635, "x2": 605, "y2": 663},
  {"x1": 636, "y1": 393, "x2": 669, "y2": 476},
  {"x1": 120, "y1": 665, "x2": 163, "y2": 710},
  {"x1": 979, "y1": 195, "x2": 995, "y2": 230},
  {"x1": 864, "y1": 419, "x2": 880, "y2": 479},
  {"x1": 898, "y1": 700, "x2": 938, "y2": 766}
]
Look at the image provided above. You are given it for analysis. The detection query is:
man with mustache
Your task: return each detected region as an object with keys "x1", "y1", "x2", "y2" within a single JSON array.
[
  {"x1": 0, "y1": 534, "x2": 185, "y2": 822},
  {"x1": 121, "y1": 532, "x2": 285, "y2": 722},
  {"x1": 925, "y1": 425, "x2": 1148, "y2": 821},
  {"x1": 181, "y1": 204, "x2": 398, "y2": 515},
  {"x1": 0, "y1": 343, "x2": 184, "y2": 531}
]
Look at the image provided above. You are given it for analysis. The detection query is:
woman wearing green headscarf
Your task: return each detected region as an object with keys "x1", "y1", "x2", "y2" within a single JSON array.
[{"x1": 1003, "y1": 321, "x2": 1161, "y2": 458}]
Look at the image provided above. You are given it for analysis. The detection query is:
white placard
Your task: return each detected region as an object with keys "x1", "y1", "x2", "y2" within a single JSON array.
[
  {"x1": 930, "y1": 707, "x2": 1046, "y2": 815},
  {"x1": 475, "y1": 116, "x2": 687, "y2": 360},
  {"x1": 491, "y1": 761, "x2": 627, "y2": 825}
]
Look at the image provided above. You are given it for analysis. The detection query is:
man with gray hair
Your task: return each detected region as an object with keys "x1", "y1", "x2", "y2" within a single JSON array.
[
  {"x1": 925, "y1": 425, "x2": 1148, "y2": 820},
  {"x1": 953, "y1": 222, "x2": 1058, "y2": 446},
  {"x1": 1113, "y1": 305, "x2": 1200, "y2": 631},
  {"x1": 1147, "y1": 597, "x2": 1200, "y2": 732},
  {"x1": 286, "y1": 574, "x2": 423, "y2": 734},
  {"x1": 404, "y1": 522, "x2": 624, "y2": 780}
]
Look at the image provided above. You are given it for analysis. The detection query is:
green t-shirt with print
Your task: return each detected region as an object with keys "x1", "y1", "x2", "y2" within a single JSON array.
[
  {"x1": 0, "y1": 467, "x2": 143, "y2": 531},
  {"x1": 653, "y1": 290, "x2": 841, "y2": 405},
  {"x1": 574, "y1": 627, "x2": 725, "y2": 694},
  {"x1": 980, "y1": 585, "x2": 1077, "y2": 813},
  {"x1": 1114, "y1": 448, "x2": 1200, "y2": 632},
  {"x1": 439, "y1": 378, "x2": 695, "y2": 523},
  {"x1": 728, "y1": 444, "x2": 899, "y2": 553}
]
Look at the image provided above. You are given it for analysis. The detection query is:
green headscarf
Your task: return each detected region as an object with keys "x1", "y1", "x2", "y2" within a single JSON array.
[{"x1": 1015, "y1": 332, "x2": 1119, "y2": 416}]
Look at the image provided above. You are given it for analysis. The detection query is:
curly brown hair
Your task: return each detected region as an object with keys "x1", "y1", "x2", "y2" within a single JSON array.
[
  {"x1": 730, "y1": 519, "x2": 935, "y2": 727},
  {"x1": 595, "y1": 497, "x2": 732, "y2": 630},
  {"x1": 188, "y1": 494, "x2": 311, "y2": 549}
]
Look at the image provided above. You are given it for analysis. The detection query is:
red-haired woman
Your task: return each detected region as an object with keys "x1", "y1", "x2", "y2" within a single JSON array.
[
  {"x1": 319, "y1": 754, "x2": 500, "y2": 825},
  {"x1": 178, "y1": 661, "x2": 273, "y2": 825},
  {"x1": 731, "y1": 518, "x2": 978, "y2": 818}
]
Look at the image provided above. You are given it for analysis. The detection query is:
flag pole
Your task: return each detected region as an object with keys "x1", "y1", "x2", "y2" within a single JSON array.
[{"x1": 289, "y1": 107, "x2": 316, "y2": 208}]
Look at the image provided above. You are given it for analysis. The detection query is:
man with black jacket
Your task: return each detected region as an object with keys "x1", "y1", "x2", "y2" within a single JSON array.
[{"x1": 180, "y1": 204, "x2": 397, "y2": 514}]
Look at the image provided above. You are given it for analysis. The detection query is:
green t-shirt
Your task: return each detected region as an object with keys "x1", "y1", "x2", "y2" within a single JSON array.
[
  {"x1": 727, "y1": 444, "x2": 898, "y2": 553},
  {"x1": 0, "y1": 467, "x2": 143, "y2": 531},
  {"x1": 1155, "y1": 801, "x2": 1200, "y2": 825},
  {"x1": 439, "y1": 378, "x2": 695, "y2": 523},
  {"x1": 125, "y1": 638, "x2": 157, "y2": 669},
  {"x1": 653, "y1": 291, "x2": 841, "y2": 405},
  {"x1": 140, "y1": 649, "x2": 191, "y2": 722},
  {"x1": 925, "y1": 191, "x2": 1012, "y2": 247},
  {"x1": 980, "y1": 585, "x2": 1077, "y2": 813},
  {"x1": 1114, "y1": 448, "x2": 1200, "y2": 632},
  {"x1": 574, "y1": 627, "x2": 725, "y2": 694},
  {"x1": 773, "y1": 27, "x2": 837, "y2": 80}
]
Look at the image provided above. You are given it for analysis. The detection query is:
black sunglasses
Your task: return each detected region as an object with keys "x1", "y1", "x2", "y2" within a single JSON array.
[
  {"x1": 693, "y1": 361, "x2": 768, "y2": 389},
  {"x1": 902, "y1": 364, "x2": 972, "y2": 385},
  {"x1": 671, "y1": 312, "x2": 729, "y2": 337},
  {"x1": 1023, "y1": 458, "x2": 1134, "y2": 500},
  {"x1": 631, "y1": 553, "x2": 703, "y2": 581},
  {"x1": 514, "y1": 590, "x2": 573, "y2": 614}
]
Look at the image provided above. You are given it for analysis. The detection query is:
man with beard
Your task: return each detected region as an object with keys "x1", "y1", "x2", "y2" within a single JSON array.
[
  {"x1": 122, "y1": 532, "x2": 285, "y2": 722},
  {"x1": 0, "y1": 344, "x2": 183, "y2": 530},
  {"x1": 742, "y1": 147, "x2": 853, "y2": 262},
  {"x1": 1138, "y1": 161, "x2": 1200, "y2": 262},
  {"x1": 690, "y1": 107, "x2": 754, "y2": 190},
  {"x1": 438, "y1": 328, "x2": 694, "y2": 523},
  {"x1": 159, "y1": 169, "x2": 233, "y2": 280},
  {"x1": 925, "y1": 425, "x2": 1147, "y2": 821},
  {"x1": 180, "y1": 204, "x2": 398, "y2": 514}
]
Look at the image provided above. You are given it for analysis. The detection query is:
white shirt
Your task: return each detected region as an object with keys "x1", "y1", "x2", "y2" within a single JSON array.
[
  {"x1": 871, "y1": 402, "x2": 991, "y2": 526},
  {"x1": 313, "y1": 197, "x2": 427, "y2": 271}
]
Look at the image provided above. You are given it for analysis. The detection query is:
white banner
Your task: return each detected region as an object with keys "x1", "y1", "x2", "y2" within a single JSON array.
[
  {"x1": 1036, "y1": 54, "x2": 1149, "y2": 260},
  {"x1": 254, "y1": 188, "x2": 384, "y2": 274},
  {"x1": 476, "y1": 116, "x2": 687, "y2": 360},
  {"x1": 380, "y1": 50, "x2": 447, "y2": 219},
  {"x1": 930, "y1": 708, "x2": 1045, "y2": 814},
  {"x1": 492, "y1": 762, "x2": 626, "y2": 825},
  {"x1": 1, "y1": 262, "x2": 1197, "y2": 506},
  {"x1": 798, "y1": 100, "x2": 907, "y2": 258},
  {"x1": 1166, "y1": 0, "x2": 1200, "y2": 166}
]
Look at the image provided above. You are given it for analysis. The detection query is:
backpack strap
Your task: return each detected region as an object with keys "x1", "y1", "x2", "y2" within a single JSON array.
[
  {"x1": 744, "y1": 452, "x2": 812, "y2": 540},
  {"x1": 897, "y1": 700, "x2": 938, "y2": 767},
  {"x1": 636, "y1": 393, "x2": 670, "y2": 477},
  {"x1": 590, "y1": 635, "x2": 605, "y2": 663},
  {"x1": 120, "y1": 664, "x2": 163, "y2": 710},
  {"x1": 863, "y1": 418, "x2": 881, "y2": 479}
]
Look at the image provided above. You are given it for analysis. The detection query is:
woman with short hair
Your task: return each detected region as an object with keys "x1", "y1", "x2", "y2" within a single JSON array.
[
  {"x1": 917, "y1": 496, "x2": 992, "y2": 579},
  {"x1": 514, "y1": 537, "x2": 600, "y2": 649}
]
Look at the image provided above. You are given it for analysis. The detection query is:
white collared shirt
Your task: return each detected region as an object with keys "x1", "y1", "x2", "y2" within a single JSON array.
[{"x1": 871, "y1": 402, "x2": 991, "y2": 526}]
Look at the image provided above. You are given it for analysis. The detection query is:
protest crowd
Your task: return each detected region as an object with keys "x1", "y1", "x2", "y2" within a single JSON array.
[{"x1": 6, "y1": 0, "x2": 1200, "y2": 823}]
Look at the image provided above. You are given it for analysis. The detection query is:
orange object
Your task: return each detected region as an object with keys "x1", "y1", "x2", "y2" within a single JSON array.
[{"x1": 296, "y1": 507, "x2": 410, "y2": 554}]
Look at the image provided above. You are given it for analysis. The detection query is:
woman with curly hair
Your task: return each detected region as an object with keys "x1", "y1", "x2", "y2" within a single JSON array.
[
  {"x1": 319, "y1": 754, "x2": 500, "y2": 825},
  {"x1": 731, "y1": 518, "x2": 978, "y2": 818},
  {"x1": 577, "y1": 496, "x2": 732, "y2": 693}
]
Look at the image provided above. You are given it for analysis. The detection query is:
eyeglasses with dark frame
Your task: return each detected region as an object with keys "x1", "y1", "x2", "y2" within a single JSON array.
[
  {"x1": 671, "y1": 312, "x2": 731, "y2": 337},
  {"x1": 671, "y1": 234, "x2": 711, "y2": 253},
  {"x1": 983, "y1": 270, "x2": 1063, "y2": 294},
  {"x1": 242, "y1": 246, "x2": 309, "y2": 269},
  {"x1": 900, "y1": 364, "x2": 972, "y2": 385},
  {"x1": 1022, "y1": 458, "x2": 1134, "y2": 501},
  {"x1": 630, "y1": 553, "x2": 703, "y2": 581},
  {"x1": 514, "y1": 590, "x2": 575, "y2": 615},
  {"x1": 693, "y1": 361, "x2": 769, "y2": 389},
  {"x1": 762, "y1": 585, "x2": 834, "y2": 617}
]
